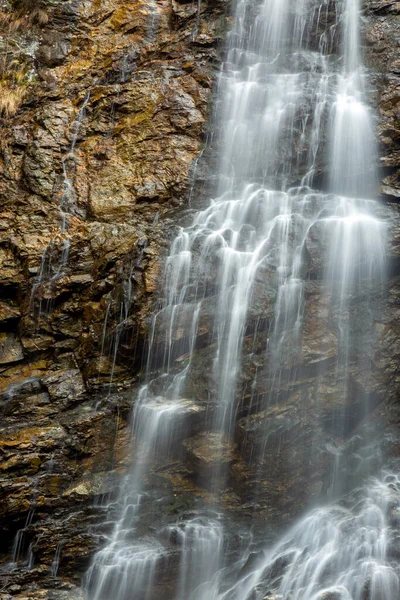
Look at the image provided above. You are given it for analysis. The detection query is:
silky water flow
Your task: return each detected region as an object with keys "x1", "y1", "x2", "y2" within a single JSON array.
[{"x1": 85, "y1": 1, "x2": 399, "y2": 599}]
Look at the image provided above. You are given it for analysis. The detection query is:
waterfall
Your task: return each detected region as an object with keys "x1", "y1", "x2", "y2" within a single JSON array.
[
  {"x1": 85, "y1": 1, "x2": 398, "y2": 599},
  {"x1": 220, "y1": 475, "x2": 400, "y2": 600}
]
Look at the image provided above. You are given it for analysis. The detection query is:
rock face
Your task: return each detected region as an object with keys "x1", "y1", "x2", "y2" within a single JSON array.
[
  {"x1": 0, "y1": 0, "x2": 228, "y2": 595},
  {"x1": 0, "y1": 0, "x2": 399, "y2": 598},
  {"x1": 365, "y1": 0, "x2": 400, "y2": 201}
]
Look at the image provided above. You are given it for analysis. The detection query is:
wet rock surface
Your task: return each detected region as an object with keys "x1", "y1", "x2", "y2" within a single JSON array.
[
  {"x1": 0, "y1": 0, "x2": 228, "y2": 594},
  {"x1": 0, "y1": 0, "x2": 399, "y2": 598},
  {"x1": 365, "y1": 0, "x2": 400, "y2": 199}
]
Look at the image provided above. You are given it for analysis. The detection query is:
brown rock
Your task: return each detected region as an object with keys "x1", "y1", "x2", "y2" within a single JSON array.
[
  {"x1": 183, "y1": 432, "x2": 238, "y2": 468},
  {"x1": 0, "y1": 334, "x2": 24, "y2": 365}
]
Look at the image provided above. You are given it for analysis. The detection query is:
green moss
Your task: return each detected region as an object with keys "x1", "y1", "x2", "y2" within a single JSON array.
[{"x1": 166, "y1": 493, "x2": 195, "y2": 515}]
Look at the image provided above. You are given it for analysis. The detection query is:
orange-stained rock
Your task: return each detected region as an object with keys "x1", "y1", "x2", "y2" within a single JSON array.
[{"x1": 183, "y1": 432, "x2": 238, "y2": 468}]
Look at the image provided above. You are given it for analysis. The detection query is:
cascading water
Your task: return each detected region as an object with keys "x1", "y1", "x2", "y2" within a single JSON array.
[
  {"x1": 85, "y1": 1, "x2": 399, "y2": 599},
  {"x1": 220, "y1": 474, "x2": 400, "y2": 600},
  {"x1": 167, "y1": 517, "x2": 224, "y2": 600}
]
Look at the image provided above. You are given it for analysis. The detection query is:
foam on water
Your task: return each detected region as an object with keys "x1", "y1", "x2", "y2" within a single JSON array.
[{"x1": 218, "y1": 475, "x2": 400, "y2": 600}]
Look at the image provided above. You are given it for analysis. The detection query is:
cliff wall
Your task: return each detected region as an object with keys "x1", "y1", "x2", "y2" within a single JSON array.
[{"x1": 0, "y1": 1, "x2": 398, "y2": 598}]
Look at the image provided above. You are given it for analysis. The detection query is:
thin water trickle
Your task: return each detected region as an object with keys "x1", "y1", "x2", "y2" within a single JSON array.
[
  {"x1": 85, "y1": 0, "x2": 396, "y2": 599},
  {"x1": 51, "y1": 541, "x2": 65, "y2": 577},
  {"x1": 30, "y1": 93, "x2": 90, "y2": 319},
  {"x1": 96, "y1": 240, "x2": 147, "y2": 393},
  {"x1": 9, "y1": 509, "x2": 35, "y2": 570}
]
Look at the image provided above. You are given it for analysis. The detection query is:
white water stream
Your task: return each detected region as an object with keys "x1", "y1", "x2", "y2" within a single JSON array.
[
  {"x1": 30, "y1": 92, "x2": 90, "y2": 319},
  {"x1": 85, "y1": 1, "x2": 398, "y2": 599}
]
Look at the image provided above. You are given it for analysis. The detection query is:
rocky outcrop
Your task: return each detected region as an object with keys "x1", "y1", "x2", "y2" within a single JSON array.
[{"x1": 0, "y1": 0, "x2": 229, "y2": 394}]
